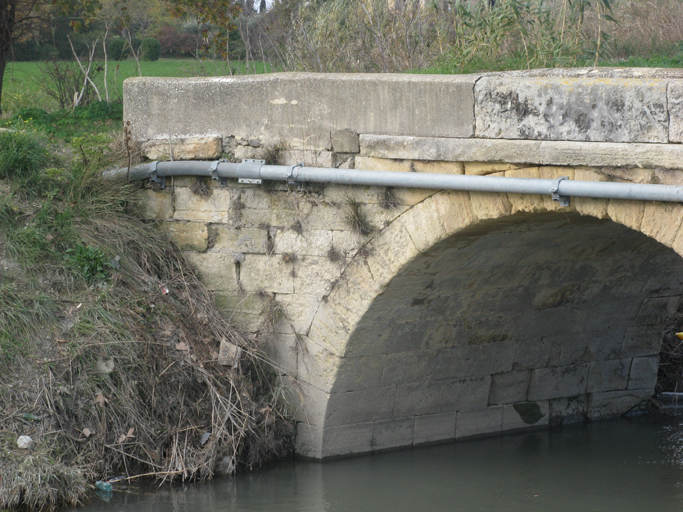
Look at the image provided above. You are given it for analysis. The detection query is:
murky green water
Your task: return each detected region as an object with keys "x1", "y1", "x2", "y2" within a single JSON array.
[{"x1": 74, "y1": 416, "x2": 683, "y2": 512}]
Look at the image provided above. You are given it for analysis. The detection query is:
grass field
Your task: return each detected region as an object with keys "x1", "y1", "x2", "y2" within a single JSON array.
[{"x1": 1, "y1": 58, "x2": 273, "y2": 116}]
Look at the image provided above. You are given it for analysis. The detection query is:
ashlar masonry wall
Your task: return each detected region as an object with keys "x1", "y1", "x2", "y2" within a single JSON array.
[{"x1": 126, "y1": 69, "x2": 683, "y2": 458}]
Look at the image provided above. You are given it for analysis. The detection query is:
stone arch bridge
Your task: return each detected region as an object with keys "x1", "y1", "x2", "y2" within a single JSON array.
[{"x1": 125, "y1": 68, "x2": 683, "y2": 458}]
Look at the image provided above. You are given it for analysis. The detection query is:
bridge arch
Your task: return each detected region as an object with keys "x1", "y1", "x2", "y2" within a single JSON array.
[{"x1": 295, "y1": 167, "x2": 683, "y2": 458}]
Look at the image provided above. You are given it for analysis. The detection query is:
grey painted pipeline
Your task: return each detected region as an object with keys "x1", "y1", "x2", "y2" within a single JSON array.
[{"x1": 106, "y1": 160, "x2": 683, "y2": 203}]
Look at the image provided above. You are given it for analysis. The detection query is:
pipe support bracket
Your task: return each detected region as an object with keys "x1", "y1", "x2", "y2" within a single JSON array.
[{"x1": 550, "y1": 176, "x2": 570, "y2": 207}]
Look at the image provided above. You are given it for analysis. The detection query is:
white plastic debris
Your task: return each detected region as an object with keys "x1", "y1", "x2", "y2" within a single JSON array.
[{"x1": 16, "y1": 435, "x2": 34, "y2": 449}]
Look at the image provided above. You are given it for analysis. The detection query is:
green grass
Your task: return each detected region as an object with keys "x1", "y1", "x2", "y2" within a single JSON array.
[{"x1": 2, "y1": 58, "x2": 274, "y2": 116}]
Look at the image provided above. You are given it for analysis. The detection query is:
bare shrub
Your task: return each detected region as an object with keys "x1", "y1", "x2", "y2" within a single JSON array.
[{"x1": 38, "y1": 60, "x2": 101, "y2": 109}]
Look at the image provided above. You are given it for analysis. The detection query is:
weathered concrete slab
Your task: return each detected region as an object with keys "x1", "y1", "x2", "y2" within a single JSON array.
[
  {"x1": 475, "y1": 77, "x2": 669, "y2": 143},
  {"x1": 124, "y1": 73, "x2": 477, "y2": 146},
  {"x1": 667, "y1": 80, "x2": 683, "y2": 143}
]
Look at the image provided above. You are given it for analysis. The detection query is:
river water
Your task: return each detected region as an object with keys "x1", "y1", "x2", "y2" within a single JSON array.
[{"x1": 75, "y1": 416, "x2": 683, "y2": 512}]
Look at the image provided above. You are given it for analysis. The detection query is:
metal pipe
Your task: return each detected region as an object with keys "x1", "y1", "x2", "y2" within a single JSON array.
[{"x1": 108, "y1": 160, "x2": 683, "y2": 204}]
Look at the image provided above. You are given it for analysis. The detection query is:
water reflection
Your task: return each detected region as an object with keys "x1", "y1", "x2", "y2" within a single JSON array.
[{"x1": 74, "y1": 416, "x2": 683, "y2": 512}]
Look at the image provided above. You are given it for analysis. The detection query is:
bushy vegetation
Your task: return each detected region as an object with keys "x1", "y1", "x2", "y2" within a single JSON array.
[
  {"x1": 141, "y1": 38, "x2": 162, "y2": 61},
  {"x1": 0, "y1": 126, "x2": 294, "y2": 511}
]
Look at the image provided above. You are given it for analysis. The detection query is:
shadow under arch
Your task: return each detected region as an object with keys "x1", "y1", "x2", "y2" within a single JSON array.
[{"x1": 297, "y1": 191, "x2": 683, "y2": 459}]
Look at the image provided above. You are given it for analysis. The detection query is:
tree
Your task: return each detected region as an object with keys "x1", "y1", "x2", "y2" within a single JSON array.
[
  {"x1": 165, "y1": 0, "x2": 242, "y2": 57},
  {"x1": 0, "y1": 0, "x2": 50, "y2": 114},
  {"x1": 0, "y1": 0, "x2": 101, "y2": 114}
]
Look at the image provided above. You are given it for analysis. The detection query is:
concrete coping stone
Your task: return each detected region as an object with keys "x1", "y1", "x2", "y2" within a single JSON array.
[{"x1": 360, "y1": 134, "x2": 683, "y2": 170}]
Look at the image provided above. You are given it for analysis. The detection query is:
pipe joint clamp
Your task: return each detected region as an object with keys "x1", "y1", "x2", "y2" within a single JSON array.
[
  {"x1": 148, "y1": 161, "x2": 166, "y2": 189},
  {"x1": 211, "y1": 159, "x2": 228, "y2": 187}
]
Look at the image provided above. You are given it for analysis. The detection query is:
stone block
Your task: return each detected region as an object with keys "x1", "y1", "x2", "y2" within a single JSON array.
[
  {"x1": 640, "y1": 202, "x2": 683, "y2": 247},
  {"x1": 240, "y1": 204, "x2": 310, "y2": 229},
  {"x1": 322, "y1": 422, "x2": 375, "y2": 458},
  {"x1": 263, "y1": 333, "x2": 298, "y2": 375},
  {"x1": 528, "y1": 364, "x2": 590, "y2": 401},
  {"x1": 212, "y1": 292, "x2": 270, "y2": 332},
  {"x1": 488, "y1": 370, "x2": 531, "y2": 405},
  {"x1": 587, "y1": 359, "x2": 630, "y2": 393},
  {"x1": 290, "y1": 257, "x2": 343, "y2": 297},
  {"x1": 372, "y1": 417, "x2": 415, "y2": 451},
  {"x1": 399, "y1": 199, "x2": 447, "y2": 253},
  {"x1": 280, "y1": 149, "x2": 333, "y2": 167},
  {"x1": 634, "y1": 296, "x2": 680, "y2": 326},
  {"x1": 332, "y1": 129, "x2": 359, "y2": 153},
  {"x1": 588, "y1": 389, "x2": 652, "y2": 420},
  {"x1": 173, "y1": 187, "x2": 232, "y2": 222},
  {"x1": 364, "y1": 219, "x2": 420, "y2": 287},
  {"x1": 394, "y1": 381, "x2": 445, "y2": 417},
  {"x1": 330, "y1": 354, "x2": 386, "y2": 393},
  {"x1": 211, "y1": 226, "x2": 268, "y2": 254},
  {"x1": 296, "y1": 422, "x2": 323, "y2": 459},
  {"x1": 182, "y1": 252, "x2": 240, "y2": 293},
  {"x1": 502, "y1": 401, "x2": 549, "y2": 431},
  {"x1": 512, "y1": 337, "x2": 552, "y2": 370},
  {"x1": 238, "y1": 254, "x2": 295, "y2": 294},
  {"x1": 291, "y1": 380, "x2": 330, "y2": 427},
  {"x1": 305, "y1": 203, "x2": 355, "y2": 231},
  {"x1": 414, "y1": 412, "x2": 456, "y2": 445},
  {"x1": 333, "y1": 154, "x2": 355, "y2": 169},
  {"x1": 538, "y1": 141, "x2": 683, "y2": 170},
  {"x1": 548, "y1": 395, "x2": 588, "y2": 427},
  {"x1": 628, "y1": 356, "x2": 659, "y2": 390},
  {"x1": 136, "y1": 189, "x2": 173, "y2": 219},
  {"x1": 455, "y1": 406, "x2": 503, "y2": 439},
  {"x1": 297, "y1": 336, "x2": 343, "y2": 392},
  {"x1": 427, "y1": 343, "x2": 516, "y2": 381},
  {"x1": 380, "y1": 351, "x2": 433, "y2": 386},
  {"x1": 272, "y1": 229, "x2": 333, "y2": 257},
  {"x1": 621, "y1": 325, "x2": 665, "y2": 358},
  {"x1": 504, "y1": 167, "x2": 546, "y2": 214},
  {"x1": 469, "y1": 191, "x2": 512, "y2": 221},
  {"x1": 607, "y1": 199, "x2": 644, "y2": 232},
  {"x1": 307, "y1": 303, "x2": 353, "y2": 356},
  {"x1": 475, "y1": 77, "x2": 668, "y2": 143},
  {"x1": 464, "y1": 162, "x2": 523, "y2": 175},
  {"x1": 331, "y1": 230, "x2": 364, "y2": 256},
  {"x1": 442, "y1": 376, "x2": 491, "y2": 412},
  {"x1": 431, "y1": 190, "x2": 475, "y2": 235},
  {"x1": 272, "y1": 293, "x2": 320, "y2": 336},
  {"x1": 163, "y1": 221, "x2": 208, "y2": 252},
  {"x1": 325, "y1": 387, "x2": 397, "y2": 427},
  {"x1": 141, "y1": 136, "x2": 222, "y2": 160},
  {"x1": 668, "y1": 80, "x2": 683, "y2": 142},
  {"x1": 360, "y1": 135, "x2": 543, "y2": 164}
]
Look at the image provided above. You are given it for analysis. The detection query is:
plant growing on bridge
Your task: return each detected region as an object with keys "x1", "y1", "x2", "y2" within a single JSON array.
[{"x1": 345, "y1": 198, "x2": 375, "y2": 236}]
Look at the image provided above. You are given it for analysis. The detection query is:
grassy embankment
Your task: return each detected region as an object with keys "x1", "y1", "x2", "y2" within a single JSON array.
[{"x1": 0, "y1": 70, "x2": 291, "y2": 510}]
